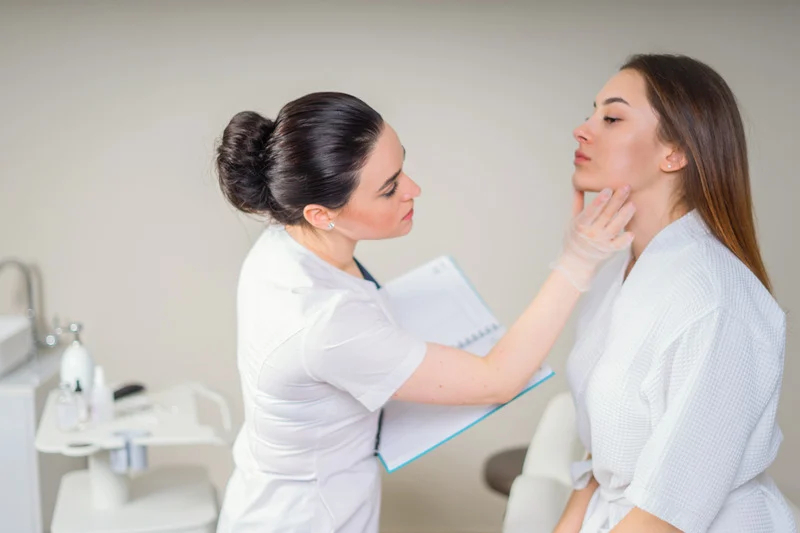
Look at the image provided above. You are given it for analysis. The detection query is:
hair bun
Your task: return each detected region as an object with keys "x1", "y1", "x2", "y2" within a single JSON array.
[{"x1": 216, "y1": 111, "x2": 276, "y2": 214}]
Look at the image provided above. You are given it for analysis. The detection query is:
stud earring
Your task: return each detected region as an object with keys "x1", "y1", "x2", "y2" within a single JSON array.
[{"x1": 328, "y1": 221, "x2": 335, "y2": 230}]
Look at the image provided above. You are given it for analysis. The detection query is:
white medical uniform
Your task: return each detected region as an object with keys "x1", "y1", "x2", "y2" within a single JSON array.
[
  {"x1": 566, "y1": 210, "x2": 796, "y2": 533},
  {"x1": 216, "y1": 226, "x2": 427, "y2": 533}
]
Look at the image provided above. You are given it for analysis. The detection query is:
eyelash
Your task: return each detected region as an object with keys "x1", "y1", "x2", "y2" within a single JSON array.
[
  {"x1": 383, "y1": 181, "x2": 399, "y2": 198},
  {"x1": 584, "y1": 116, "x2": 621, "y2": 124}
]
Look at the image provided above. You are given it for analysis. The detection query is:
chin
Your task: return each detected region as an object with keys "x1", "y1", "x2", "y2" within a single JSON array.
[
  {"x1": 572, "y1": 172, "x2": 598, "y2": 193},
  {"x1": 395, "y1": 221, "x2": 413, "y2": 238},
  {"x1": 572, "y1": 170, "x2": 611, "y2": 193}
]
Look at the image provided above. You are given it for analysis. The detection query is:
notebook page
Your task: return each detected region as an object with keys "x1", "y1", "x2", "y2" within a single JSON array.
[
  {"x1": 377, "y1": 255, "x2": 555, "y2": 472},
  {"x1": 381, "y1": 256, "x2": 499, "y2": 347},
  {"x1": 378, "y1": 366, "x2": 554, "y2": 472}
]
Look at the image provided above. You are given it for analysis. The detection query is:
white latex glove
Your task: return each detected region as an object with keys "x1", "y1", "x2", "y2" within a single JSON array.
[{"x1": 551, "y1": 186, "x2": 636, "y2": 291}]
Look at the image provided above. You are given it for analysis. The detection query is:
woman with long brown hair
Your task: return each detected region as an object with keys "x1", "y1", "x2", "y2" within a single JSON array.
[{"x1": 556, "y1": 54, "x2": 795, "y2": 532}]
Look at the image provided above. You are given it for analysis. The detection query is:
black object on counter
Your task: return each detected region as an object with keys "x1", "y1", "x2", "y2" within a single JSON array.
[{"x1": 113, "y1": 383, "x2": 146, "y2": 401}]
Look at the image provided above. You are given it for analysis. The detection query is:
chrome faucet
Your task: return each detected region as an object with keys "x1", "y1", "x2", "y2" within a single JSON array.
[{"x1": 0, "y1": 258, "x2": 60, "y2": 348}]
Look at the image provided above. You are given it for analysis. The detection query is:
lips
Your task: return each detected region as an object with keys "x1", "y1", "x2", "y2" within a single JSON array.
[
  {"x1": 574, "y1": 150, "x2": 591, "y2": 163},
  {"x1": 402, "y1": 207, "x2": 414, "y2": 221}
]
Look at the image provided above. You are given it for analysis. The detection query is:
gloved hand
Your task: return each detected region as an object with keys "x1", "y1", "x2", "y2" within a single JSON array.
[{"x1": 551, "y1": 186, "x2": 635, "y2": 291}]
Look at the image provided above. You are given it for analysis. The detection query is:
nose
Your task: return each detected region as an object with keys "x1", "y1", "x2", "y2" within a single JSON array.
[
  {"x1": 401, "y1": 174, "x2": 422, "y2": 201},
  {"x1": 573, "y1": 120, "x2": 592, "y2": 144}
]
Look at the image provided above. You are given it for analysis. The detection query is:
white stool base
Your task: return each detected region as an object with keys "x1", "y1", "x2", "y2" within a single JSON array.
[{"x1": 51, "y1": 465, "x2": 218, "y2": 533}]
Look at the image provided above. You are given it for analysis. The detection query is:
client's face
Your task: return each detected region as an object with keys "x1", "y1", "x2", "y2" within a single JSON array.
[{"x1": 572, "y1": 69, "x2": 668, "y2": 194}]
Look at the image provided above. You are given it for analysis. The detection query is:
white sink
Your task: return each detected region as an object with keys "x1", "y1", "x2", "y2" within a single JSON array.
[{"x1": 0, "y1": 315, "x2": 33, "y2": 378}]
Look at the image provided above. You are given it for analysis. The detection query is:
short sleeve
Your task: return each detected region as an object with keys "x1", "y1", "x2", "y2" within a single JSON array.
[
  {"x1": 625, "y1": 308, "x2": 784, "y2": 533},
  {"x1": 303, "y1": 294, "x2": 427, "y2": 412},
  {"x1": 571, "y1": 457, "x2": 594, "y2": 490}
]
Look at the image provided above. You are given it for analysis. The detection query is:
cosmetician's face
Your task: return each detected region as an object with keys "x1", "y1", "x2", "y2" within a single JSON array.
[
  {"x1": 337, "y1": 123, "x2": 421, "y2": 240},
  {"x1": 572, "y1": 69, "x2": 668, "y2": 194}
]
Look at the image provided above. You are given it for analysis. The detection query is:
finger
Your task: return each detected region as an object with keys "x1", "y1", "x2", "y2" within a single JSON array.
[
  {"x1": 609, "y1": 231, "x2": 634, "y2": 250},
  {"x1": 572, "y1": 189, "x2": 585, "y2": 217},
  {"x1": 594, "y1": 185, "x2": 631, "y2": 229},
  {"x1": 580, "y1": 188, "x2": 613, "y2": 224},
  {"x1": 605, "y1": 201, "x2": 636, "y2": 236}
]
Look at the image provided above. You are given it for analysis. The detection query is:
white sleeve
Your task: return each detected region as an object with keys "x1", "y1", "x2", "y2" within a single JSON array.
[
  {"x1": 624, "y1": 308, "x2": 784, "y2": 533},
  {"x1": 303, "y1": 294, "x2": 427, "y2": 412},
  {"x1": 571, "y1": 457, "x2": 594, "y2": 490}
]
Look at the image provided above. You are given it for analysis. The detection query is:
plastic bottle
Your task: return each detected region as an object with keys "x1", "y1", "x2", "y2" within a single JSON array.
[
  {"x1": 90, "y1": 365, "x2": 114, "y2": 425},
  {"x1": 74, "y1": 379, "x2": 89, "y2": 425},
  {"x1": 56, "y1": 383, "x2": 78, "y2": 431},
  {"x1": 60, "y1": 323, "x2": 94, "y2": 394}
]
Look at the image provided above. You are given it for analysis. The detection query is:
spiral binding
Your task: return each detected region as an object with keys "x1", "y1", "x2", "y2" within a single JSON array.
[{"x1": 455, "y1": 322, "x2": 501, "y2": 350}]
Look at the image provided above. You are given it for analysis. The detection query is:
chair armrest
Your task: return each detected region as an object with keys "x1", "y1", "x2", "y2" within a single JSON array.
[
  {"x1": 521, "y1": 392, "x2": 585, "y2": 487},
  {"x1": 502, "y1": 475, "x2": 573, "y2": 533}
]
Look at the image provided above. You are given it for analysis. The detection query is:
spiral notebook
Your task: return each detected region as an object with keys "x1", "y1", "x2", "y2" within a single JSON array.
[{"x1": 376, "y1": 256, "x2": 555, "y2": 473}]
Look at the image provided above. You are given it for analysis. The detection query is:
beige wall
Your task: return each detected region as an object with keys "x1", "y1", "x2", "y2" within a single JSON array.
[{"x1": 1, "y1": 2, "x2": 798, "y2": 532}]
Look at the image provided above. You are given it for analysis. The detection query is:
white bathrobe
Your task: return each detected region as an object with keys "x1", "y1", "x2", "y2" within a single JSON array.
[{"x1": 566, "y1": 210, "x2": 796, "y2": 533}]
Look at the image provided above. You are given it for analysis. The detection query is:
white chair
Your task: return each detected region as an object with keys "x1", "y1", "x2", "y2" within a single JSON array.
[
  {"x1": 502, "y1": 392, "x2": 585, "y2": 533},
  {"x1": 502, "y1": 391, "x2": 800, "y2": 533}
]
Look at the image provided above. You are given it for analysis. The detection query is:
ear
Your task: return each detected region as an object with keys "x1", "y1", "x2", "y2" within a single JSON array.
[
  {"x1": 660, "y1": 149, "x2": 688, "y2": 173},
  {"x1": 302, "y1": 204, "x2": 336, "y2": 231}
]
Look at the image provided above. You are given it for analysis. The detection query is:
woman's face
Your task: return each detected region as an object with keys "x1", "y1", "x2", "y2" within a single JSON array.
[
  {"x1": 333, "y1": 122, "x2": 421, "y2": 240},
  {"x1": 572, "y1": 69, "x2": 674, "y2": 194}
]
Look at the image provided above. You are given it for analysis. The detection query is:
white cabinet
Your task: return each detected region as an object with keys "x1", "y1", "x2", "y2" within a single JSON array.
[{"x1": 0, "y1": 350, "x2": 85, "y2": 533}]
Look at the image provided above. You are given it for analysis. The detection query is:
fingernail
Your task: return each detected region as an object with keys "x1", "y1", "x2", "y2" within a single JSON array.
[
  {"x1": 601, "y1": 188, "x2": 612, "y2": 197},
  {"x1": 623, "y1": 185, "x2": 631, "y2": 193}
]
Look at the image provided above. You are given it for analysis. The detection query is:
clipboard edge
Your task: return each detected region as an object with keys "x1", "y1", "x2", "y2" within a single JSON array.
[{"x1": 378, "y1": 369, "x2": 557, "y2": 473}]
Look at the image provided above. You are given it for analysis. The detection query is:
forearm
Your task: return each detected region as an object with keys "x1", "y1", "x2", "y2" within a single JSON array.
[
  {"x1": 610, "y1": 508, "x2": 681, "y2": 533},
  {"x1": 394, "y1": 187, "x2": 633, "y2": 406},
  {"x1": 553, "y1": 476, "x2": 599, "y2": 533},
  {"x1": 484, "y1": 269, "x2": 581, "y2": 400},
  {"x1": 480, "y1": 186, "x2": 633, "y2": 400}
]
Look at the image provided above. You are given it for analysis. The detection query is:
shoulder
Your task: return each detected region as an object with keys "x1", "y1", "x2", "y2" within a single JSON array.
[
  {"x1": 238, "y1": 226, "x2": 375, "y2": 330},
  {"x1": 667, "y1": 234, "x2": 784, "y2": 348},
  {"x1": 239, "y1": 226, "x2": 367, "y2": 297},
  {"x1": 305, "y1": 289, "x2": 389, "y2": 345},
  {"x1": 240, "y1": 226, "x2": 328, "y2": 288}
]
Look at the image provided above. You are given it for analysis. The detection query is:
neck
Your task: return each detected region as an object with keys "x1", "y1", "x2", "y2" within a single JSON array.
[
  {"x1": 626, "y1": 184, "x2": 687, "y2": 262},
  {"x1": 285, "y1": 224, "x2": 358, "y2": 272}
]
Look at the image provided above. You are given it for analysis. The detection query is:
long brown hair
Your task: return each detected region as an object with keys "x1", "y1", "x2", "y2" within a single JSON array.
[{"x1": 622, "y1": 54, "x2": 772, "y2": 292}]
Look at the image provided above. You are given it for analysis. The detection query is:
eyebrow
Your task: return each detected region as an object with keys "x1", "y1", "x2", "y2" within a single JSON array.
[
  {"x1": 378, "y1": 146, "x2": 407, "y2": 192},
  {"x1": 593, "y1": 97, "x2": 630, "y2": 108}
]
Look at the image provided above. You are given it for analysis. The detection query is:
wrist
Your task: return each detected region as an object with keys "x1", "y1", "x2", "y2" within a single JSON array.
[{"x1": 551, "y1": 254, "x2": 596, "y2": 292}]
